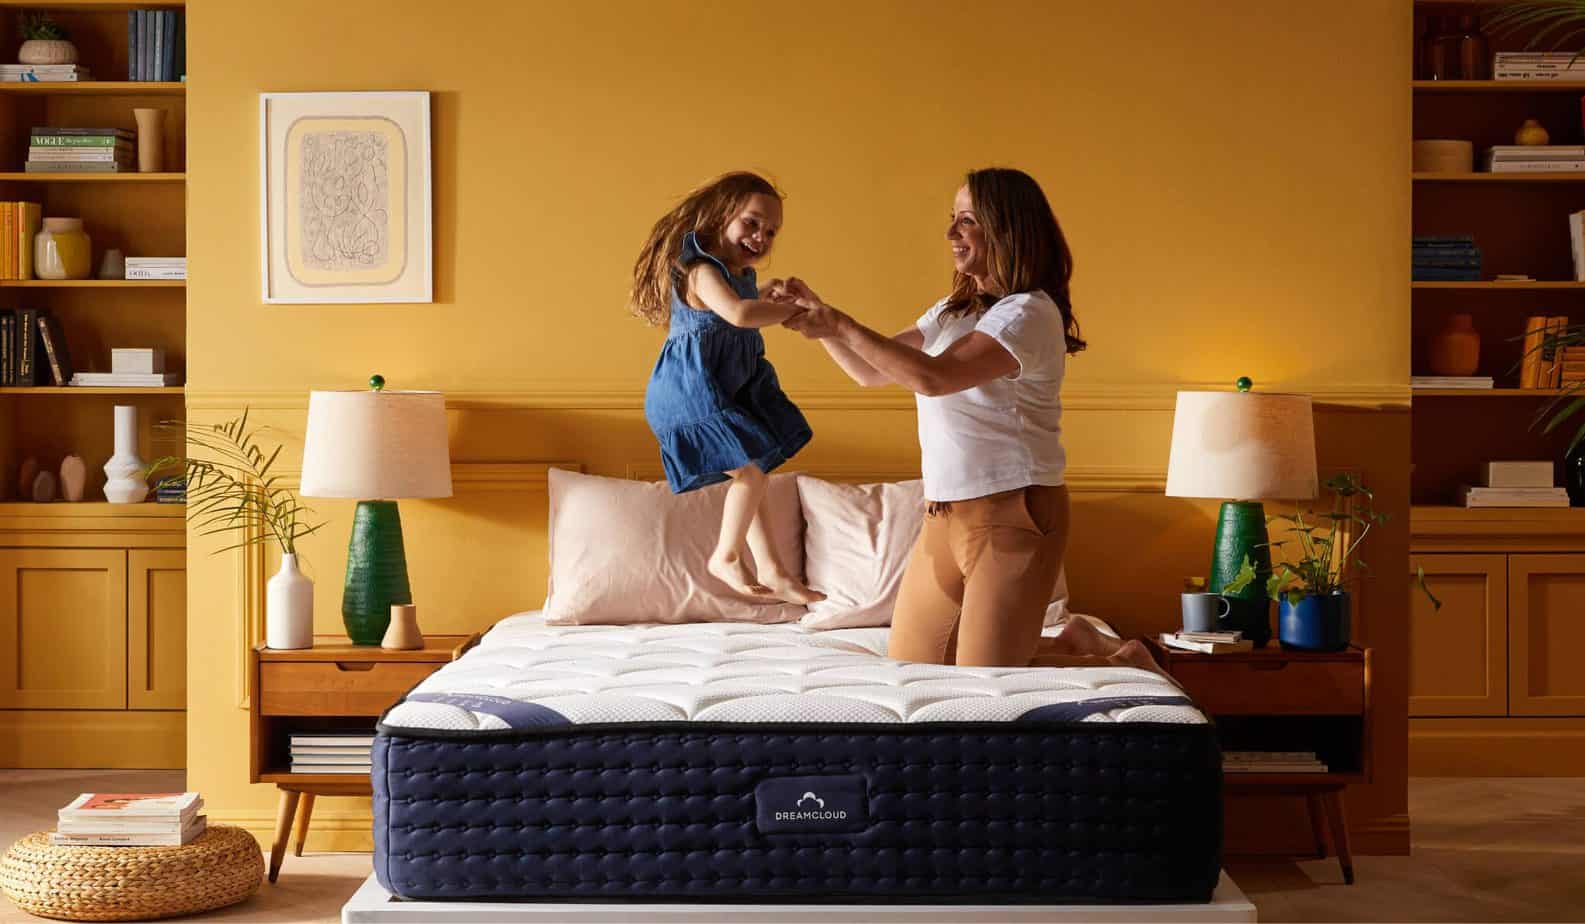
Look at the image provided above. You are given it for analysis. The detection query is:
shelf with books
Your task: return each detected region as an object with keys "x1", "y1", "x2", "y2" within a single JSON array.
[
  {"x1": 1413, "y1": 79, "x2": 1585, "y2": 93},
  {"x1": 0, "y1": 171, "x2": 183, "y2": 183},
  {"x1": 0, "y1": 278, "x2": 183, "y2": 287}
]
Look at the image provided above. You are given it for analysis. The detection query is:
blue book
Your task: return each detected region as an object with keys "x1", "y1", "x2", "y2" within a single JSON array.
[
  {"x1": 152, "y1": 11, "x2": 163, "y2": 82},
  {"x1": 135, "y1": 11, "x2": 148, "y2": 81},
  {"x1": 1412, "y1": 267, "x2": 1483, "y2": 281},
  {"x1": 127, "y1": 12, "x2": 136, "y2": 80},
  {"x1": 160, "y1": 11, "x2": 176, "y2": 82},
  {"x1": 173, "y1": 12, "x2": 184, "y2": 81}
]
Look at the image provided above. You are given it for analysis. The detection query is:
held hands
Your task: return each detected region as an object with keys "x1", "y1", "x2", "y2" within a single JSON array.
[{"x1": 765, "y1": 277, "x2": 845, "y2": 340}]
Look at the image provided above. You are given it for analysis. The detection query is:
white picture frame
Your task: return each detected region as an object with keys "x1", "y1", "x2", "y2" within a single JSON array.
[{"x1": 259, "y1": 91, "x2": 432, "y2": 304}]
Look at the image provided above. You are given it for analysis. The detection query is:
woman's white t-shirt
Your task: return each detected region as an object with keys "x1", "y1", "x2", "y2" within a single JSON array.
[{"x1": 914, "y1": 290, "x2": 1067, "y2": 502}]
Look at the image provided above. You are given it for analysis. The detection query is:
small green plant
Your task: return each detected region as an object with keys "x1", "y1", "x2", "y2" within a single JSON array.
[
  {"x1": 1224, "y1": 474, "x2": 1442, "y2": 609},
  {"x1": 20, "y1": 14, "x2": 68, "y2": 41},
  {"x1": 145, "y1": 409, "x2": 323, "y2": 555}
]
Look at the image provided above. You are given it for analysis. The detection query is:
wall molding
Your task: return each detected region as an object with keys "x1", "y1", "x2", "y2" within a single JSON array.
[{"x1": 185, "y1": 382, "x2": 1411, "y2": 412}]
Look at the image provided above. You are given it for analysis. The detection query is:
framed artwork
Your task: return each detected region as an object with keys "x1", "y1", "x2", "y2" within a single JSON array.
[{"x1": 259, "y1": 91, "x2": 432, "y2": 303}]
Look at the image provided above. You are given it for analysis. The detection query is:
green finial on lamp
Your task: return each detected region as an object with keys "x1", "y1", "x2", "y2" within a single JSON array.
[
  {"x1": 369, "y1": 374, "x2": 386, "y2": 392},
  {"x1": 1235, "y1": 376, "x2": 1253, "y2": 393}
]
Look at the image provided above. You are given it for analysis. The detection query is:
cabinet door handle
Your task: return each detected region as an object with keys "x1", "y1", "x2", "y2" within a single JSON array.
[{"x1": 333, "y1": 662, "x2": 377, "y2": 672}]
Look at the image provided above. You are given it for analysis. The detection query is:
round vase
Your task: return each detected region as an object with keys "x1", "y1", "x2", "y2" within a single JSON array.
[
  {"x1": 1515, "y1": 118, "x2": 1551, "y2": 146},
  {"x1": 265, "y1": 554, "x2": 314, "y2": 650},
  {"x1": 1428, "y1": 313, "x2": 1480, "y2": 377},
  {"x1": 34, "y1": 217, "x2": 90, "y2": 280},
  {"x1": 102, "y1": 405, "x2": 147, "y2": 503},
  {"x1": 18, "y1": 39, "x2": 78, "y2": 65},
  {"x1": 1566, "y1": 444, "x2": 1585, "y2": 507},
  {"x1": 1279, "y1": 592, "x2": 1352, "y2": 652},
  {"x1": 132, "y1": 108, "x2": 165, "y2": 173}
]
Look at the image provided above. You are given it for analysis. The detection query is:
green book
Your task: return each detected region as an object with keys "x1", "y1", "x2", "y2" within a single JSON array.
[
  {"x1": 24, "y1": 162, "x2": 133, "y2": 173},
  {"x1": 29, "y1": 135, "x2": 134, "y2": 147}
]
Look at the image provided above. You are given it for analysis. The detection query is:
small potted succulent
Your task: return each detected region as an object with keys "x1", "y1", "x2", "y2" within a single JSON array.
[
  {"x1": 1225, "y1": 474, "x2": 1440, "y2": 650},
  {"x1": 17, "y1": 14, "x2": 77, "y2": 66}
]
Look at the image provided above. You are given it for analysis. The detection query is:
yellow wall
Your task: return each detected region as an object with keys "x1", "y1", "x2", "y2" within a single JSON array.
[{"x1": 187, "y1": 0, "x2": 1411, "y2": 852}]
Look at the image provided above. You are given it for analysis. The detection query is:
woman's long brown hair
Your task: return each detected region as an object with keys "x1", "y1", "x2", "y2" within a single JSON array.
[
  {"x1": 629, "y1": 171, "x2": 781, "y2": 326},
  {"x1": 943, "y1": 167, "x2": 1085, "y2": 354}
]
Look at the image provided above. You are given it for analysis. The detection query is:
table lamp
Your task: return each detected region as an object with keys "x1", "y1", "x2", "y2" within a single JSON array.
[
  {"x1": 300, "y1": 376, "x2": 452, "y2": 645},
  {"x1": 1165, "y1": 377, "x2": 1317, "y2": 646}
]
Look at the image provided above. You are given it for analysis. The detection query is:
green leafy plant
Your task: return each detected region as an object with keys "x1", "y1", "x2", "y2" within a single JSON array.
[
  {"x1": 1224, "y1": 474, "x2": 1442, "y2": 609},
  {"x1": 1486, "y1": 2, "x2": 1585, "y2": 56},
  {"x1": 20, "y1": 14, "x2": 68, "y2": 41},
  {"x1": 1512, "y1": 322, "x2": 1585, "y2": 452},
  {"x1": 145, "y1": 409, "x2": 323, "y2": 555}
]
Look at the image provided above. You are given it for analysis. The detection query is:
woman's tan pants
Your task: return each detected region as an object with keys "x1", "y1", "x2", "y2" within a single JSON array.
[{"x1": 886, "y1": 484, "x2": 1071, "y2": 667}]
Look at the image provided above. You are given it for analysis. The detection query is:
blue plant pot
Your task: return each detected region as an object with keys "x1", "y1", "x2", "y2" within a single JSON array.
[{"x1": 1279, "y1": 592, "x2": 1351, "y2": 652}]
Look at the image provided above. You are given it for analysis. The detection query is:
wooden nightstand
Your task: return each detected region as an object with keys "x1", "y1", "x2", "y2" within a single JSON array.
[
  {"x1": 249, "y1": 634, "x2": 476, "y2": 882},
  {"x1": 1146, "y1": 639, "x2": 1372, "y2": 885}
]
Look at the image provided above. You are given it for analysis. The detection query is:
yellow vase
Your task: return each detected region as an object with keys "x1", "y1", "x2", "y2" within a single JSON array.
[{"x1": 34, "y1": 217, "x2": 90, "y2": 280}]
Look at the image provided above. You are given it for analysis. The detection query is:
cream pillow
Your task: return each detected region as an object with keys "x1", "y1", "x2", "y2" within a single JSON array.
[
  {"x1": 542, "y1": 468, "x2": 806, "y2": 625},
  {"x1": 797, "y1": 475, "x2": 1070, "y2": 630}
]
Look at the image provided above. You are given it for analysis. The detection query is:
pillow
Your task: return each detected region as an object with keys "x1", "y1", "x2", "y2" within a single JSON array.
[
  {"x1": 797, "y1": 475, "x2": 1070, "y2": 630},
  {"x1": 542, "y1": 468, "x2": 806, "y2": 626}
]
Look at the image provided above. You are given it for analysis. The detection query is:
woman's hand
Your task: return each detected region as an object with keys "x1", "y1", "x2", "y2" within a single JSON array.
[{"x1": 780, "y1": 277, "x2": 848, "y2": 339}]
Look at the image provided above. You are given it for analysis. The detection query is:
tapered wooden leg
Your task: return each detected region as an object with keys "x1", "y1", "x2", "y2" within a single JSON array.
[
  {"x1": 1322, "y1": 789, "x2": 1354, "y2": 885},
  {"x1": 269, "y1": 789, "x2": 300, "y2": 883},
  {"x1": 292, "y1": 793, "x2": 315, "y2": 857},
  {"x1": 1306, "y1": 792, "x2": 1329, "y2": 859}
]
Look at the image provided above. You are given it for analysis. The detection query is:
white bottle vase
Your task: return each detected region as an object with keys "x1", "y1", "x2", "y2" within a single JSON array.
[
  {"x1": 102, "y1": 405, "x2": 148, "y2": 503},
  {"x1": 266, "y1": 554, "x2": 314, "y2": 650}
]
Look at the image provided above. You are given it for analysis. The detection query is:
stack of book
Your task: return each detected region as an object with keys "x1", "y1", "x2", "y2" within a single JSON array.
[
  {"x1": 27, "y1": 128, "x2": 135, "y2": 174},
  {"x1": 52, "y1": 792, "x2": 205, "y2": 847},
  {"x1": 126, "y1": 257, "x2": 185, "y2": 280},
  {"x1": 1159, "y1": 630, "x2": 1252, "y2": 654},
  {"x1": 1413, "y1": 235, "x2": 1480, "y2": 282},
  {"x1": 1571, "y1": 211, "x2": 1585, "y2": 282},
  {"x1": 1559, "y1": 346, "x2": 1585, "y2": 390},
  {"x1": 1411, "y1": 375, "x2": 1493, "y2": 390},
  {"x1": 290, "y1": 732, "x2": 375, "y2": 775},
  {"x1": 155, "y1": 478, "x2": 186, "y2": 504},
  {"x1": 0, "y1": 202, "x2": 43, "y2": 279},
  {"x1": 71, "y1": 371, "x2": 181, "y2": 388},
  {"x1": 1461, "y1": 461, "x2": 1570, "y2": 508},
  {"x1": 1495, "y1": 52, "x2": 1585, "y2": 81},
  {"x1": 128, "y1": 9, "x2": 185, "y2": 82},
  {"x1": 1, "y1": 308, "x2": 73, "y2": 386},
  {"x1": 1486, "y1": 145, "x2": 1585, "y2": 174},
  {"x1": 1520, "y1": 315, "x2": 1574, "y2": 389},
  {"x1": 0, "y1": 64, "x2": 90, "y2": 83},
  {"x1": 1223, "y1": 751, "x2": 1328, "y2": 774}
]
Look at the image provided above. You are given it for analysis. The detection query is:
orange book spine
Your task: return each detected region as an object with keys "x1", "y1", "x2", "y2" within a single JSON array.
[{"x1": 1521, "y1": 315, "x2": 1548, "y2": 389}]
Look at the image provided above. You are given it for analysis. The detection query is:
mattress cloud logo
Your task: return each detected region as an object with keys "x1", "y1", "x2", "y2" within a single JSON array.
[{"x1": 776, "y1": 791, "x2": 847, "y2": 822}]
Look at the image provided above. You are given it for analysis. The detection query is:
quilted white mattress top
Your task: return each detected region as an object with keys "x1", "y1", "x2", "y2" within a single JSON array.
[{"x1": 378, "y1": 612, "x2": 1206, "y2": 734}]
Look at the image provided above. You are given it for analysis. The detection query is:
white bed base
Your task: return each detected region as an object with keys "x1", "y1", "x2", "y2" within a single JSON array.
[{"x1": 342, "y1": 871, "x2": 1256, "y2": 923}]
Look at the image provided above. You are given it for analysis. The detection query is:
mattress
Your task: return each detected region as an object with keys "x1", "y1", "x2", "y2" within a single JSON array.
[{"x1": 373, "y1": 614, "x2": 1222, "y2": 904}]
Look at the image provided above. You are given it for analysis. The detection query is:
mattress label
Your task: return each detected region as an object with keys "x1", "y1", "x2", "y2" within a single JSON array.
[{"x1": 755, "y1": 775, "x2": 868, "y2": 835}]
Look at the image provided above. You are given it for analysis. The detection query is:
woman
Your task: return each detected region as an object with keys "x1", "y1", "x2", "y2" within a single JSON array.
[{"x1": 785, "y1": 167, "x2": 1148, "y2": 669}]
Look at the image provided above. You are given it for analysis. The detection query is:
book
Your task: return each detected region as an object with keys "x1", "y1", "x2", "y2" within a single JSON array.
[
  {"x1": 289, "y1": 733, "x2": 375, "y2": 747},
  {"x1": 160, "y1": 10, "x2": 176, "y2": 82},
  {"x1": 1459, "y1": 485, "x2": 1571, "y2": 508},
  {"x1": 15, "y1": 307, "x2": 37, "y2": 385},
  {"x1": 36, "y1": 313, "x2": 72, "y2": 387},
  {"x1": 1483, "y1": 461, "x2": 1554, "y2": 489},
  {"x1": 57, "y1": 815, "x2": 201, "y2": 835},
  {"x1": 20, "y1": 202, "x2": 39, "y2": 280},
  {"x1": 3, "y1": 203, "x2": 13, "y2": 279},
  {"x1": 0, "y1": 310, "x2": 12, "y2": 386},
  {"x1": 1160, "y1": 632, "x2": 1253, "y2": 654},
  {"x1": 1411, "y1": 376, "x2": 1494, "y2": 389},
  {"x1": 125, "y1": 269, "x2": 186, "y2": 280},
  {"x1": 127, "y1": 10, "x2": 136, "y2": 80},
  {"x1": 27, "y1": 151, "x2": 135, "y2": 163},
  {"x1": 1522, "y1": 315, "x2": 1550, "y2": 389},
  {"x1": 111, "y1": 348, "x2": 165, "y2": 374},
  {"x1": 1412, "y1": 267, "x2": 1482, "y2": 282},
  {"x1": 1489, "y1": 161, "x2": 1585, "y2": 173},
  {"x1": 174, "y1": 11, "x2": 184, "y2": 82},
  {"x1": 1545, "y1": 316, "x2": 1571, "y2": 388},
  {"x1": 60, "y1": 792, "x2": 202, "y2": 821},
  {"x1": 29, "y1": 135, "x2": 135, "y2": 147},
  {"x1": 143, "y1": 10, "x2": 156, "y2": 84},
  {"x1": 24, "y1": 162, "x2": 135, "y2": 174},
  {"x1": 50, "y1": 816, "x2": 206, "y2": 847},
  {"x1": 33, "y1": 127, "x2": 137, "y2": 140},
  {"x1": 285, "y1": 753, "x2": 370, "y2": 765},
  {"x1": 288, "y1": 764, "x2": 372, "y2": 774},
  {"x1": 289, "y1": 746, "x2": 372, "y2": 757},
  {"x1": 126, "y1": 257, "x2": 186, "y2": 267},
  {"x1": 152, "y1": 11, "x2": 164, "y2": 83},
  {"x1": 1574, "y1": 212, "x2": 1585, "y2": 283},
  {"x1": 136, "y1": 11, "x2": 149, "y2": 82},
  {"x1": 69, "y1": 372, "x2": 182, "y2": 387}
]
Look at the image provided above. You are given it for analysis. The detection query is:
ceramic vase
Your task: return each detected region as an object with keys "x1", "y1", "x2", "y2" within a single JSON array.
[
  {"x1": 102, "y1": 405, "x2": 148, "y2": 503},
  {"x1": 266, "y1": 554, "x2": 314, "y2": 650},
  {"x1": 18, "y1": 39, "x2": 77, "y2": 65},
  {"x1": 1428, "y1": 313, "x2": 1480, "y2": 377},
  {"x1": 133, "y1": 108, "x2": 164, "y2": 173},
  {"x1": 34, "y1": 218, "x2": 90, "y2": 280},
  {"x1": 381, "y1": 604, "x2": 423, "y2": 650},
  {"x1": 1515, "y1": 119, "x2": 1550, "y2": 146}
]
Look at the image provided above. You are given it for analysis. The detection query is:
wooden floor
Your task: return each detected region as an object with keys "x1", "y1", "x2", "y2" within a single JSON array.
[{"x1": 0, "y1": 772, "x2": 1581, "y2": 923}]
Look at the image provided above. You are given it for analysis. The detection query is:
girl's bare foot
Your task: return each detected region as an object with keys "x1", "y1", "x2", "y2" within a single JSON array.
[
  {"x1": 708, "y1": 551, "x2": 774, "y2": 599},
  {"x1": 761, "y1": 571, "x2": 827, "y2": 606}
]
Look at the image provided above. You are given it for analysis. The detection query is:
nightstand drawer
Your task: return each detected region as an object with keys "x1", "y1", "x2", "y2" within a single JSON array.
[
  {"x1": 258, "y1": 661, "x2": 436, "y2": 715},
  {"x1": 1173, "y1": 659, "x2": 1364, "y2": 715}
]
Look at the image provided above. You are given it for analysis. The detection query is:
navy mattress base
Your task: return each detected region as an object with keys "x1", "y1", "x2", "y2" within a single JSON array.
[{"x1": 373, "y1": 722, "x2": 1222, "y2": 904}]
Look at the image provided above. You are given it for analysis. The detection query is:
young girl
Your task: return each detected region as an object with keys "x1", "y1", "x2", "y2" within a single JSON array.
[{"x1": 632, "y1": 171, "x2": 823, "y2": 605}]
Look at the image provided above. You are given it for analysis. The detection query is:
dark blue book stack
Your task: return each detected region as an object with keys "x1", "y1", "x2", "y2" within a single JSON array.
[{"x1": 1413, "y1": 235, "x2": 1481, "y2": 282}]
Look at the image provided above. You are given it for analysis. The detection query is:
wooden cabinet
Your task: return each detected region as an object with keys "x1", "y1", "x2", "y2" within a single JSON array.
[
  {"x1": 1509, "y1": 554, "x2": 1585, "y2": 716},
  {"x1": 129, "y1": 549, "x2": 186, "y2": 710},
  {"x1": 1409, "y1": 553, "x2": 1507, "y2": 717},
  {"x1": 0, "y1": 548, "x2": 127, "y2": 709}
]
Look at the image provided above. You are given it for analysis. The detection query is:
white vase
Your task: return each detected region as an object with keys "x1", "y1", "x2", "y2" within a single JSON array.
[
  {"x1": 266, "y1": 554, "x2": 314, "y2": 650},
  {"x1": 102, "y1": 405, "x2": 148, "y2": 503}
]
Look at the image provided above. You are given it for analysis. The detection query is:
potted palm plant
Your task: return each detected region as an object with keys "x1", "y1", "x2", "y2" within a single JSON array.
[
  {"x1": 1225, "y1": 474, "x2": 1439, "y2": 650},
  {"x1": 147, "y1": 410, "x2": 323, "y2": 649}
]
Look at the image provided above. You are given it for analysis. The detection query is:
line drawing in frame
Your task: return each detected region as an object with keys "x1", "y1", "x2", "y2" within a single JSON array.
[{"x1": 260, "y1": 91, "x2": 432, "y2": 304}]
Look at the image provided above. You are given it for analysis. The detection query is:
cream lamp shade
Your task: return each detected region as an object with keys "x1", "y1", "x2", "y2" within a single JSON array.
[
  {"x1": 1165, "y1": 390, "x2": 1318, "y2": 501},
  {"x1": 300, "y1": 390, "x2": 452, "y2": 499}
]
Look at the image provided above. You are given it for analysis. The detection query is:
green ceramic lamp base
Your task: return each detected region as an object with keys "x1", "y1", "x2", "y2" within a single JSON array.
[
  {"x1": 342, "y1": 500, "x2": 413, "y2": 645},
  {"x1": 1207, "y1": 500, "x2": 1273, "y2": 647}
]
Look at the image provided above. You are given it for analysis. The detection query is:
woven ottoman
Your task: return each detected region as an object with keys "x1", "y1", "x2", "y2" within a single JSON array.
[{"x1": 0, "y1": 826, "x2": 263, "y2": 922}]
